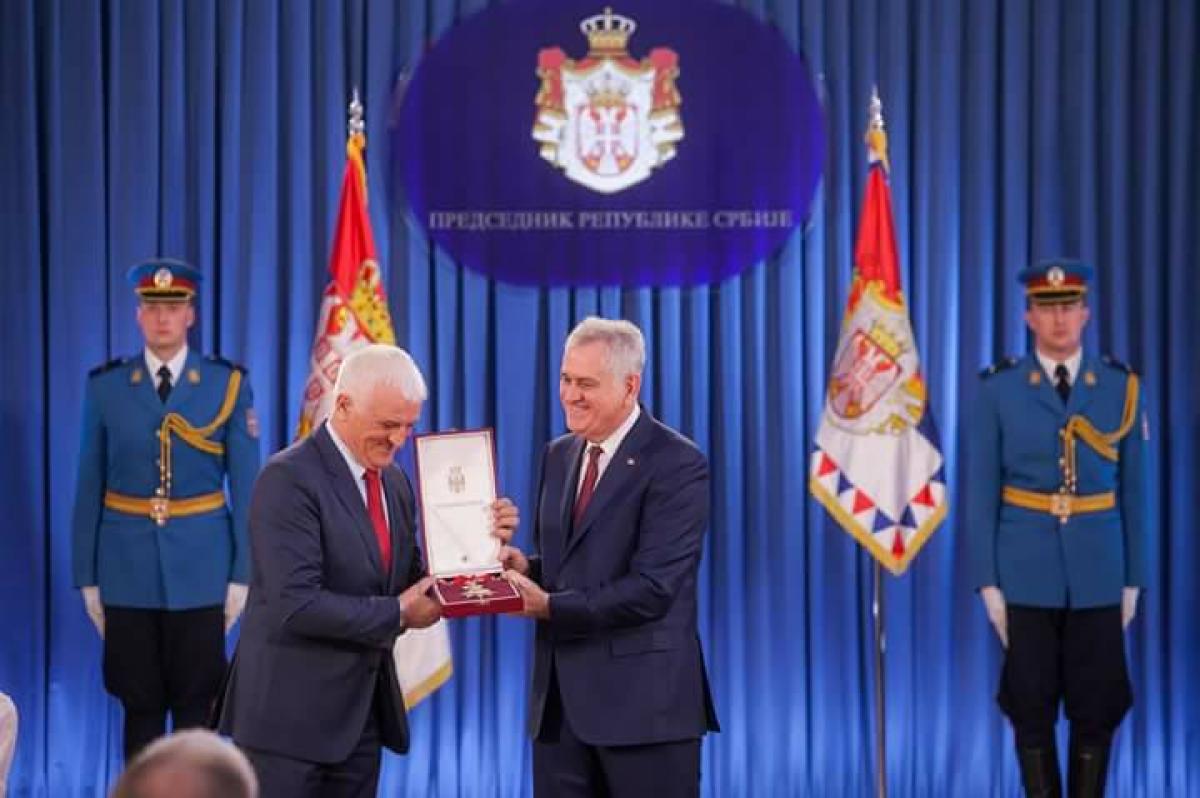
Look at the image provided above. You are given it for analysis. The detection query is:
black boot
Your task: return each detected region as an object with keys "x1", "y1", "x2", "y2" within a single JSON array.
[
  {"x1": 1067, "y1": 740, "x2": 1110, "y2": 798},
  {"x1": 1017, "y1": 746, "x2": 1062, "y2": 798}
]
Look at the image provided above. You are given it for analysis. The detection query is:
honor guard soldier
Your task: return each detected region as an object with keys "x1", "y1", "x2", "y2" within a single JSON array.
[
  {"x1": 967, "y1": 259, "x2": 1147, "y2": 798},
  {"x1": 71, "y1": 259, "x2": 262, "y2": 761}
]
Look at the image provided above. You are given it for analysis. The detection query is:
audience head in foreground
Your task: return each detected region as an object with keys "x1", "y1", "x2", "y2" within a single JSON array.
[{"x1": 110, "y1": 729, "x2": 257, "y2": 798}]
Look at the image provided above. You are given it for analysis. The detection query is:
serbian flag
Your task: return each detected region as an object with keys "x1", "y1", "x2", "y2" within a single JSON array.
[
  {"x1": 809, "y1": 91, "x2": 947, "y2": 575},
  {"x1": 297, "y1": 96, "x2": 453, "y2": 705}
]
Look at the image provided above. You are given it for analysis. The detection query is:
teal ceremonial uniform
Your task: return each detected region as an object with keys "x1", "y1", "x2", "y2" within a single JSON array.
[
  {"x1": 967, "y1": 352, "x2": 1147, "y2": 606},
  {"x1": 70, "y1": 258, "x2": 262, "y2": 760},
  {"x1": 71, "y1": 350, "x2": 260, "y2": 607}
]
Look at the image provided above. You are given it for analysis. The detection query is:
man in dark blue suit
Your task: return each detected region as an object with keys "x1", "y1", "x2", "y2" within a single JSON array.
[
  {"x1": 72, "y1": 259, "x2": 261, "y2": 761},
  {"x1": 967, "y1": 260, "x2": 1147, "y2": 798},
  {"x1": 503, "y1": 317, "x2": 719, "y2": 798},
  {"x1": 217, "y1": 344, "x2": 518, "y2": 798}
]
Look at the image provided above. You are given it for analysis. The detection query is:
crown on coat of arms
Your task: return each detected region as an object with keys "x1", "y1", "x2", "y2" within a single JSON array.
[
  {"x1": 866, "y1": 320, "x2": 908, "y2": 359},
  {"x1": 581, "y1": 7, "x2": 636, "y2": 54},
  {"x1": 584, "y1": 72, "x2": 632, "y2": 107}
]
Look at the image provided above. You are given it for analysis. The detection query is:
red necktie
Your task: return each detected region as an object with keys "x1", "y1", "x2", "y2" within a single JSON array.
[
  {"x1": 572, "y1": 446, "x2": 604, "y2": 526},
  {"x1": 363, "y1": 469, "x2": 392, "y2": 572}
]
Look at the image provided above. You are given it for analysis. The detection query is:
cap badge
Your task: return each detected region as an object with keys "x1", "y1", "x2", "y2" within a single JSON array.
[
  {"x1": 153, "y1": 267, "x2": 174, "y2": 288},
  {"x1": 1047, "y1": 266, "x2": 1065, "y2": 287}
]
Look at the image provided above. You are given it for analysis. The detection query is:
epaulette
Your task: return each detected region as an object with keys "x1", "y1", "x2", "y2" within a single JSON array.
[
  {"x1": 1100, "y1": 355, "x2": 1136, "y2": 375},
  {"x1": 979, "y1": 356, "x2": 1018, "y2": 379},
  {"x1": 205, "y1": 355, "x2": 247, "y2": 373},
  {"x1": 88, "y1": 357, "x2": 129, "y2": 377}
]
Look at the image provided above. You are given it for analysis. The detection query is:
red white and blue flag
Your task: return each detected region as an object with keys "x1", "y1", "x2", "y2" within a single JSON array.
[
  {"x1": 297, "y1": 94, "x2": 453, "y2": 705},
  {"x1": 809, "y1": 92, "x2": 947, "y2": 575}
]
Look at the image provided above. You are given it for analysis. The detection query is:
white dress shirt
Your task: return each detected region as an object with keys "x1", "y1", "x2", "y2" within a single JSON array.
[
  {"x1": 326, "y1": 420, "x2": 390, "y2": 527},
  {"x1": 1035, "y1": 347, "x2": 1083, "y2": 386},
  {"x1": 144, "y1": 346, "x2": 188, "y2": 393}
]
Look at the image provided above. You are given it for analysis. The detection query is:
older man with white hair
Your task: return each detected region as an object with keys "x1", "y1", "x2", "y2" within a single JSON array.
[
  {"x1": 217, "y1": 344, "x2": 517, "y2": 798},
  {"x1": 503, "y1": 317, "x2": 719, "y2": 797}
]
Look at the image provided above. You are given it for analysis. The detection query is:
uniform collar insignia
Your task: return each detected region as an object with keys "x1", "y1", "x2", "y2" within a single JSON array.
[
  {"x1": 131, "y1": 367, "x2": 143, "y2": 385},
  {"x1": 1028, "y1": 370, "x2": 1041, "y2": 386}
]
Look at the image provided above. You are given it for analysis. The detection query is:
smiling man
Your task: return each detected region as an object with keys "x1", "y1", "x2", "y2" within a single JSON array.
[
  {"x1": 217, "y1": 344, "x2": 517, "y2": 797},
  {"x1": 967, "y1": 260, "x2": 1148, "y2": 798},
  {"x1": 502, "y1": 317, "x2": 719, "y2": 798},
  {"x1": 71, "y1": 258, "x2": 260, "y2": 762}
]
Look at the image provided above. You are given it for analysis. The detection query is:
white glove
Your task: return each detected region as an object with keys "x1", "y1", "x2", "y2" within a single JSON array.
[
  {"x1": 980, "y1": 586, "x2": 1008, "y2": 649},
  {"x1": 1121, "y1": 587, "x2": 1140, "y2": 629},
  {"x1": 224, "y1": 583, "x2": 248, "y2": 633},
  {"x1": 81, "y1": 586, "x2": 104, "y2": 638}
]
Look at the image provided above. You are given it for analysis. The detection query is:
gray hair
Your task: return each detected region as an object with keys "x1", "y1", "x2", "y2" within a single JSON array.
[
  {"x1": 110, "y1": 729, "x2": 258, "y2": 798},
  {"x1": 333, "y1": 344, "x2": 428, "y2": 403},
  {"x1": 564, "y1": 317, "x2": 645, "y2": 379}
]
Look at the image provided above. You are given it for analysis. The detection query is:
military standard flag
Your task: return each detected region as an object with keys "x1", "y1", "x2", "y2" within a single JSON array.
[
  {"x1": 809, "y1": 92, "x2": 947, "y2": 574},
  {"x1": 297, "y1": 94, "x2": 453, "y2": 705}
]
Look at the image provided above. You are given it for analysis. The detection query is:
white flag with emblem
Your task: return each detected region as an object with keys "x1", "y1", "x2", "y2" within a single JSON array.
[{"x1": 809, "y1": 92, "x2": 947, "y2": 575}]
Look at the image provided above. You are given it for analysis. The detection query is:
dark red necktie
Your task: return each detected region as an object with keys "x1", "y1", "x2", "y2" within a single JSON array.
[
  {"x1": 363, "y1": 469, "x2": 392, "y2": 571},
  {"x1": 572, "y1": 446, "x2": 604, "y2": 525}
]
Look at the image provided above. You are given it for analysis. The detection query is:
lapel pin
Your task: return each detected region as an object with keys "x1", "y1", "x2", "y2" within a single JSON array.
[
  {"x1": 1084, "y1": 371, "x2": 1096, "y2": 386},
  {"x1": 1028, "y1": 370, "x2": 1041, "y2": 386},
  {"x1": 626, "y1": 457, "x2": 636, "y2": 466},
  {"x1": 131, "y1": 368, "x2": 143, "y2": 384},
  {"x1": 187, "y1": 368, "x2": 201, "y2": 384}
]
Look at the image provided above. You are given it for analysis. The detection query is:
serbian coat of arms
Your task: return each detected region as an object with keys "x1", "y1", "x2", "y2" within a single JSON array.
[
  {"x1": 447, "y1": 465, "x2": 466, "y2": 494},
  {"x1": 532, "y1": 7, "x2": 683, "y2": 194},
  {"x1": 824, "y1": 281, "x2": 927, "y2": 437}
]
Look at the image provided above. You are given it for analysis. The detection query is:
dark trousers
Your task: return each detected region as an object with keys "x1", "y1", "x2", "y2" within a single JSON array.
[
  {"x1": 999, "y1": 605, "x2": 1132, "y2": 750},
  {"x1": 103, "y1": 605, "x2": 225, "y2": 761},
  {"x1": 244, "y1": 703, "x2": 382, "y2": 798},
  {"x1": 533, "y1": 666, "x2": 701, "y2": 798}
]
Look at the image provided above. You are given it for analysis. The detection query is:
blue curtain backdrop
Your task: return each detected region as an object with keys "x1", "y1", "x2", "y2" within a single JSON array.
[{"x1": 1, "y1": 0, "x2": 1197, "y2": 795}]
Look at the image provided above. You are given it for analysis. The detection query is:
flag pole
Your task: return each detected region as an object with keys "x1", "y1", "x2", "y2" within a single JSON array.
[
  {"x1": 872, "y1": 560, "x2": 887, "y2": 798},
  {"x1": 866, "y1": 86, "x2": 889, "y2": 797}
]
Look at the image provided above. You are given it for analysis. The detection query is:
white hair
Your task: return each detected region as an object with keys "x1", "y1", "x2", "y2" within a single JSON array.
[
  {"x1": 333, "y1": 344, "x2": 428, "y2": 403},
  {"x1": 564, "y1": 317, "x2": 645, "y2": 379}
]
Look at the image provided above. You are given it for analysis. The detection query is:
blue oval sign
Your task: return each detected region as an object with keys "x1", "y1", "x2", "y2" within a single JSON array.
[{"x1": 395, "y1": 0, "x2": 826, "y2": 286}]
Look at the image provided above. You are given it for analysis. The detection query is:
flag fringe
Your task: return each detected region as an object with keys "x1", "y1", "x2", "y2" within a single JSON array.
[{"x1": 809, "y1": 475, "x2": 946, "y2": 576}]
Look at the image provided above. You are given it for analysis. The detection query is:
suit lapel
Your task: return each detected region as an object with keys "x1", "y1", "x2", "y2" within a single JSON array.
[
  {"x1": 558, "y1": 437, "x2": 586, "y2": 548},
  {"x1": 164, "y1": 350, "x2": 201, "y2": 412},
  {"x1": 1068, "y1": 355, "x2": 1099, "y2": 417},
  {"x1": 129, "y1": 357, "x2": 166, "y2": 417},
  {"x1": 382, "y1": 467, "x2": 414, "y2": 591},
  {"x1": 563, "y1": 411, "x2": 653, "y2": 561},
  {"x1": 314, "y1": 424, "x2": 386, "y2": 580},
  {"x1": 1025, "y1": 353, "x2": 1066, "y2": 418}
]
